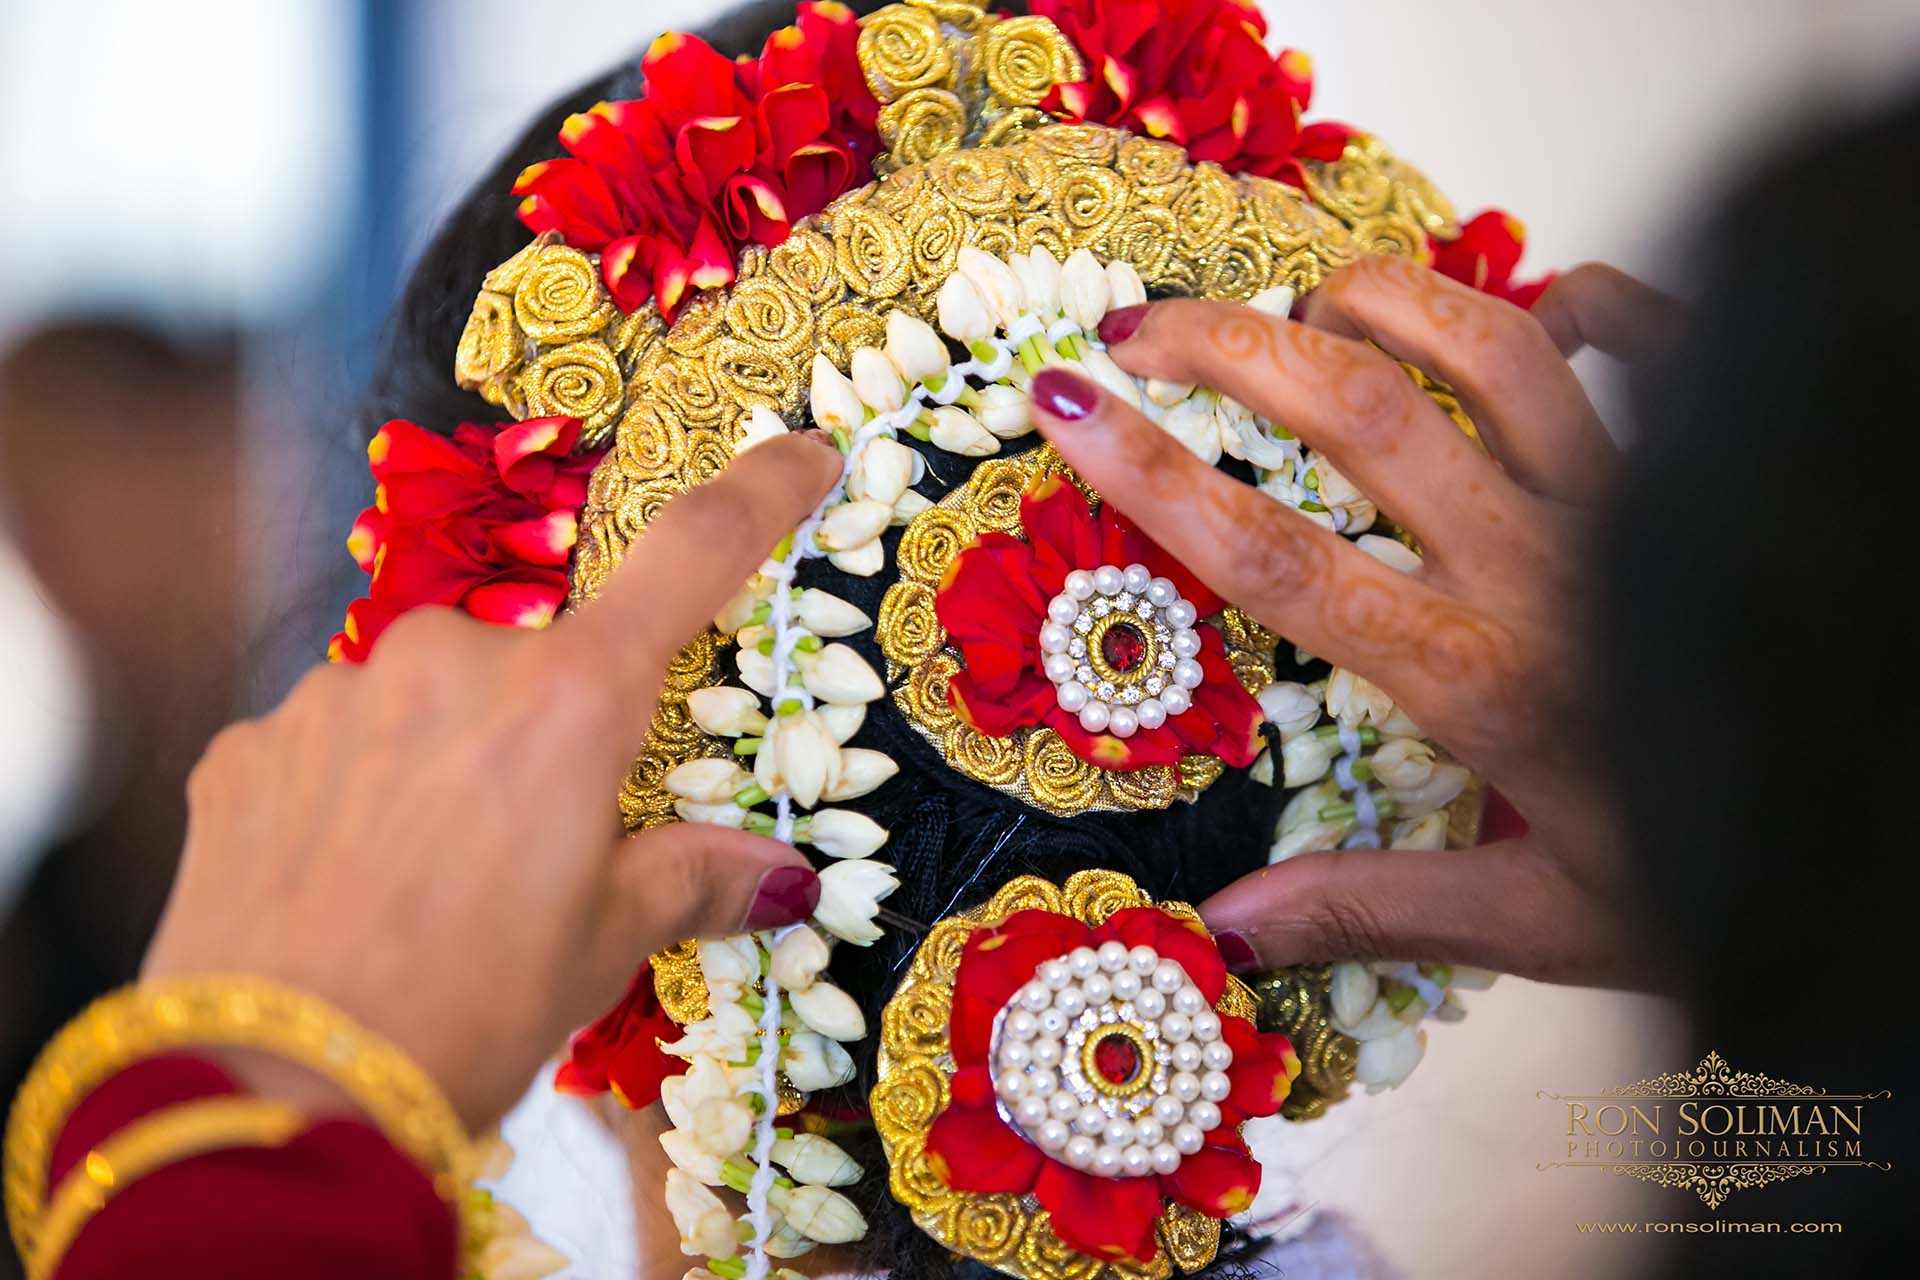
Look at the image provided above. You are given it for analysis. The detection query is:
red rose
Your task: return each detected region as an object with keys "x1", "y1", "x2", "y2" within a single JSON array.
[
  {"x1": 926, "y1": 907, "x2": 1302, "y2": 1265},
  {"x1": 936, "y1": 474, "x2": 1265, "y2": 772},
  {"x1": 1429, "y1": 209, "x2": 1556, "y2": 310},
  {"x1": 513, "y1": 2, "x2": 879, "y2": 321},
  {"x1": 328, "y1": 417, "x2": 604, "y2": 663},
  {"x1": 554, "y1": 963, "x2": 687, "y2": 1108}
]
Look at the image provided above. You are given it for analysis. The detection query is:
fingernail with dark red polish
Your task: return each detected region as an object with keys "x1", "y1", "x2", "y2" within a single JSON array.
[
  {"x1": 1098, "y1": 303, "x2": 1150, "y2": 346},
  {"x1": 1031, "y1": 367, "x2": 1098, "y2": 422},
  {"x1": 743, "y1": 865, "x2": 821, "y2": 930},
  {"x1": 1214, "y1": 929, "x2": 1261, "y2": 974}
]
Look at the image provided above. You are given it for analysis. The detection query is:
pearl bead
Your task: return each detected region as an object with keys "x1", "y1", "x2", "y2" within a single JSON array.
[
  {"x1": 1039, "y1": 621, "x2": 1071, "y2": 653},
  {"x1": 1128, "y1": 946, "x2": 1160, "y2": 975},
  {"x1": 1152, "y1": 1143, "x2": 1183, "y2": 1175},
  {"x1": 997, "y1": 1070, "x2": 1027, "y2": 1100},
  {"x1": 1031, "y1": 1037, "x2": 1062, "y2": 1069},
  {"x1": 1122, "y1": 1144, "x2": 1153, "y2": 1178},
  {"x1": 1171, "y1": 1072, "x2": 1201, "y2": 1103},
  {"x1": 1172, "y1": 657, "x2": 1205, "y2": 690},
  {"x1": 1064, "y1": 569, "x2": 1095, "y2": 601},
  {"x1": 1171, "y1": 628, "x2": 1202, "y2": 660},
  {"x1": 1161, "y1": 1012, "x2": 1192, "y2": 1043},
  {"x1": 1038, "y1": 1008, "x2": 1069, "y2": 1037},
  {"x1": 1028, "y1": 1070, "x2": 1058, "y2": 1097},
  {"x1": 1165, "y1": 599, "x2": 1198, "y2": 628},
  {"x1": 1200, "y1": 1071, "x2": 1232, "y2": 1103},
  {"x1": 1111, "y1": 971, "x2": 1141, "y2": 999},
  {"x1": 1000, "y1": 1039, "x2": 1032, "y2": 1070},
  {"x1": 1191, "y1": 1012, "x2": 1222, "y2": 1043},
  {"x1": 1133, "y1": 1118, "x2": 1165, "y2": 1147},
  {"x1": 1188, "y1": 1100, "x2": 1221, "y2": 1133},
  {"x1": 1104, "y1": 1118, "x2": 1134, "y2": 1148},
  {"x1": 1068, "y1": 946, "x2": 1100, "y2": 978},
  {"x1": 1133, "y1": 988, "x2": 1166, "y2": 1018},
  {"x1": 1015, "y1": 1096, "x2": 1048, "y2": 1129},
  {"x1": 1081, "y1": 973, "x2": 1111, "y2": 1005},
  {"x1": 1020, "y1": 981, "x2": 1052, "y2": 1012},
  {"x1": 1159, "y1": 685, "x2": 1192, "y2": 715},
  {"x1": 1047, "y1": 594, "x2": 1080, "y2": 624},
  {"x1": 1078, "y1": 700, "x2": 1110, "y2": 733},
  {"x1": 1173, "y1": 986, "x2": 1207, "y2": 1016},
  {"x1": 1091, "y1": 1145, "x2": 1123, "y2": 1178},
  {"x1": 1152, "y1": 1095, "x2": 1185, "y2": 1127},
  {"x1": 1050, "y1": 1091, "x2": 1081, "y2": 1120},
  {"x1": 1005, "y1": 1009, "x2": 1037, "y2": 1040},
  {"x1": 1146, "y1": 577, "x2": 1178, "y2": 607},
  {"x1": 1043, "y1": 652, "x2": 1077, "y2": 683},
  {"x1": 1092, "y1": 565, "x2": 1125, "y2": 596},
  {"x1": 1123, "y1": 563, "x2": 1152, "y2": 593},
  {"x1": 1075, "y1": 1105, "x2": 1107, "y2": 1136},
  {"x1": 1055, "y1": 681, "x2": 1090, "y2": 713},
  {"x1": 1202, "y1": 1041, "x2": 1233, "y2": 1072},
  {"x1": 1065, "y1": 1135, "x2": 1096, "y2": 1169},
  {"x1": 1171, "y1": 1042, "x2": 1202, "y2": 1073},
  {"x1": 1153, "y1": 960, "x2": 1186, "y2": 994},
  {"x1": 1053, "y1": 987, "x2": 1086, "y2": 1017},
  {"x1": 1173, "y1": 1123, "x2": 1205, "y2": 1155},
  {"x1": 1097, "y1": 941, "x2": 1131, "y2": 972},
  {"x1": 1134, "y1": 698, "x2": 1166, "y2": 729},
  {"x1": 1038, "y1": 1118, "x2": 1070, "y2": 1151},
  {"x1": 1039, "y1": 959, "x2": 1072, "y2": 990},
  {"x1": 1106, "y1": 705, "x2": 1138, "y2": 738}
]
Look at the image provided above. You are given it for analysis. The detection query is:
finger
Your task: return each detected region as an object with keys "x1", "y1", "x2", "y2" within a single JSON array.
[
  {"x1": 1028, "y1": 366, "x2": 1524, "y2": 739},
  {"x1": 594, "y1": 824, "x2": 820, "y2": 971},
  {"x1": 1199, "y1": 839, "x2": 1655, "y2": 988},
  {"x1": 553, "y1": 432, "x2": 840, "y2": 738},
  {"x1": 1096, "y1": 296, "x2": 1520, "y2": 558},
  {"x1": 1530, "y1": 262, "x2": 1688, "y2": 364},
  {"x1": 1300, "y1": 254, "x2": 1617, "y2": 506}
]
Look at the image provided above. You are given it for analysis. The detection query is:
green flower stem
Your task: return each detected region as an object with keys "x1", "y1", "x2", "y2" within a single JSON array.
[
  {"x1": 1017, "y1": 335, "x2": 1044, "y2": 375},
  {"x1": 1385, "y1": 982, "x2": 1420, "y2": 1013},
  {"x1": 733, "y1": 784, "x2": 770, "y2": 808},
  {"x1": 776, "y1": 697, "x2": 805, "y2": 716},
  {"x1": 968, "y1": 340, "x2": 999, "y2": 363},
  {"x1": 770, "y1": 533, "x2": 794, "y2": 562},
  {"x1": 903, "y1": 417, "x2": 932, "y2": 442},
  {"x1": 719, "y1": 1158, "x2": 757, "y2": 1195},
  {"x1": 733, "y1": 737, "x2": 763, "y2": 756},
  {"x1": 795, "y1": 635, "x2": 823, "y2": 654},
  {"x1": 749, "y1": 602, "x2": 772, "y2": 625},
  {"x1": 709, "y1": 1256, "x2": 748, "y2": 1279},
  {"x1": 739, "y1": 991, "x2": 766, "y2": 1018},
  {"x1": 1422, "y1": 963, "x2": 1454, "y2": 986},
  {"x1": 831, "y1": 426, "x2": 852, "y2": 453},
  {"x1": 1312, "y1": 725, "x2": 1380, "y2": 747},
  {"x1": 1317, "y1": 794, "x2": 1398, "y2": 823},
  {"x1": 736, "y1": 1220, "x2": 757, "y2": 1243},
  {"x1": 744, "y1": 813, "x2": 777, "y2": 836}
]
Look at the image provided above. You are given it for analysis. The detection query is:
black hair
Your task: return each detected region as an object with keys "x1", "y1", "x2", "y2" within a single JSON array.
[
  {"x1": 1604, "y1": 88, "x2": 1920, "y2": 1276},
  {"x1": 358, "y1": 3, "x2": 1290, "y2": 1276}
]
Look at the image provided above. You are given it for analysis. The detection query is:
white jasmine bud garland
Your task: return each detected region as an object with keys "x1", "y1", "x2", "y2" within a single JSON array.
[
  {"x1": 673, "y1": 799, "x2": 750, "y2": 828},
  {"x1": 956, "y1": 246, "x2": 1024, "y2": 327},
  {"x1": 698, "y1": 936, "x2": 762, "y2": 989},
  {"x1": 808, "y1": 353, "x2": 863, "y2": 434},
  {"x1": 1329, "y1": 962, "x2": 1377, "y2": 1028},
  {"x1": 799, "y1": 808, "x2": 890, "y2": 858},
  {"x1": 1386, "y1": 761, "x2": 1471, "y2": 819},
  {"x1": 1249, "y1": 747, "x2": 1274, "y2": 785},
  {"x1": 690, "y1": 1095, "x2": 756, "y2": 1158},
  {"x1": 768, "y1": 925, "x2": 832, "y2": 992},
  {"x1": 1011, "y1": 247, "x2": 1062, "y2": 317},
  {"x1": 821, "y1": 748, "x2": 898, "y2": 800},
  {"x1": 812, "y1": 858, "x2": 899, "y2": 945},
  {"x1": 1247, "y1": 284, "x2": 1297, "y2": 317},
  {"x1": 884, "y1": 310, "x2": 949, "y2": 385},
  {"x1": 891, "y1": 491, "x2": 933, "y2": 523},
  {"x1": 782, "y1": 1030, "x2": 856, "y2": 1091},
  {"x1": 1060, "y1": 248, "x2": 1110, "y2": 331},
  {"x1": 1106, "y1": 259, "x2": 1148, "y2": 308},
  {"x1": 660, "y1": 1127, "x2": 727, "y2": 1184},
  {"x1": 788, "y1": 979, "x2": 866, "y2": 1042},
  {"x1": 1389, "y1": 811, "x2": 1449, "y2": 850},
  {"x1": 1258, "y1": 680, "x2": 1324, "y2": 742},
  {"x1": 763, "y1": 1225, "x2": 815, "y2": 1260},
  {"x1": 1159, "y1": 396, "x2": 1223, "y2": 463},
  {"x1": 936, "y1": 272, "x2": 993, "y2": 345},
  {"x1": 768, "y1": 1184, "x2": 868, "y2": 1245},
  {"x1": 689, "y1": 686, "x2": 770, "y2": 737},
  {"x1": 666, "y1": 1170, "x2": 738, "y2": 1259},
  {"x1": 757, "y1": 711, "x2": 842, "y2": 808},
  {"x1": 790, "y1": 589, "x2": 870, "y2": 638},
  {"x1": 922, "y1": 405, "x2": 999, "y2": 456},
  {"x1": 814, "y1": 500, "x2": 892, "y2": 552},
  {"x1": 1355, "y1": 533, "x2": 1424, "y2": 574},
  {"x1": 1281, "y1": 731, "x2": 1341, "y2": 787},
  {"x1": 1144, "y1": 377, "x2": 1195, "y2": 408},
  {"x1": 850, "y1": 345, "x2": 906, "y2": 414},
  {"x1": 816, "y1": 703, "x2": 864, "y2": 744},
  {"x1": 1354, "y1": 1024, "x2": 1427, "y2": 1093},
  {"x1": 1076, "y1": 348, "x2": 1144, "y2": 409},
  {"x1": 736, "y1": 646, "x2": 777, "y2": 697},
  {"x1": 826, "y1": 538, "x2": 885, "y2": 577},
  {"x1": 973, "y1": 382, "x2": 1032, "y2": 438},
  {"x1": 1327, "y1": 667, "x2": 1398, "y2": 729},
  {"x1": 845, "y1": 436, "x2": 915, "y2": 506},
  {"x1": 714, "y1": 575, "x2": 773, "y2": 633},
  {"x1": 771, "y1": 1133, "x2": 862, "y2": 1187},
  {"x1": 665, "y1": 758, "x2": 756, "y2": 805},
  {"x1": 794, "y1": 643, "x2": 883, "y2": 705},
  {"x1": 1371, "y1": 737, "x2": 1436, "y2": 789},
  {"x1": 659, "y1": 1002, "x2": 758, "y2": 1061},
  {"x1": 1270, "y1": 778, "x2": 1353, "y2": 862},
  {"x1": 662, "y1": 1057, "x2": 742, "y2": 1132},
  {"x1": 738, "y1": 403, "x2": 791, "y2": 453}
]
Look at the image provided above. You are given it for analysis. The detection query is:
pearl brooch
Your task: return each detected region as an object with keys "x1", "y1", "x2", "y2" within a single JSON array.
[{"x1": 1040, "y1": 564, "x2": 1206, "y2": 738}]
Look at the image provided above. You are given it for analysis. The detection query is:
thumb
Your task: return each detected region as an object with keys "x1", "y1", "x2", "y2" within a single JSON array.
[
  {"x1": 1199, "y1": 840, "x2": 1644, "y2": 987},
  {"x1": 600, "y1": 823, "x2": 820, "y2": 960}
]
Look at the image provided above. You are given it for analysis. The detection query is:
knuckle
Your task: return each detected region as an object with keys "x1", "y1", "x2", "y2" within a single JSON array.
[
  {"x1": 1333, "y1": 351, "x2": 1420, "y2": 452},
  {"x1": 188, "y1": 721, "x2": 258, "y2": 802},
  {"x1": 1461, "y1": 305, "x2": 1557, "y2": 398}
]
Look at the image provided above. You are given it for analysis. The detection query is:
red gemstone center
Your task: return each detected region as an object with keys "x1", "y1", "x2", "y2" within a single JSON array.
[
  {"x1": 1093, "y1": 1033, "x2": 1142, "y2": 1085},
  {"x1": 1101, "y1": 622, "x2": 1148, "y2": 674}
]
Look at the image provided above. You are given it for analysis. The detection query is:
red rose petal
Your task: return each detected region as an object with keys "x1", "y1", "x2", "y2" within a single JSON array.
[
  {"x1": 1162, "y1": 1141, "x2": 1262, "y2": 1219},
  {"x1": 1034, "y1": 1161, "x2": 1161, "y2": 1265},
  {"x1": 926, "y1": 1103, "x2": 1045, "y2": 1195}
]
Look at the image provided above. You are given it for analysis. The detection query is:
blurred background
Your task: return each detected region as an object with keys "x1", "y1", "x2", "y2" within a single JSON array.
[{"x1": 3, "y1": 2, "x2": 1917, "y2": 1277}]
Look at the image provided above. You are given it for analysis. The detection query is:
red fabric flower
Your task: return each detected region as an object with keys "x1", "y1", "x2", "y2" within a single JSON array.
[
  {"x1": 328, "y1": 417, "x2": 604, "y2": 663},
  {"x1": 513, "y1": 2, "x2": 878, "y2": 322},
  {"x1": 1429, "y1": 209, "x2": 1556, "y2": 310},
  {"x1": 553, "y1": 963, "x2": 688, "y2": 1107},
  {"x1": 1030, "y1": 0, "x2": 1354, "y2": 189},
  {"x1": 926, "y1": 907, "x2": 1302, "y2": 1265},
  {"x1": 936, "y1": 475, "x2": 1264, "y2": 773}
]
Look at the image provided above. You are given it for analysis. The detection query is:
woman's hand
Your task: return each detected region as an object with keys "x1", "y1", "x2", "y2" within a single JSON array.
[
  {"x1": 1026, "y1": 257, "x2": 1683, "y2": 988},
  {"x1": 143, "y1": 433, "x2": 842, "y2": 1126}
]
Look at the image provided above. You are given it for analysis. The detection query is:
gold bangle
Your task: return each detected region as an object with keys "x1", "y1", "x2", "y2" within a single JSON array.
[
  {"x1": 27, "y1": 1096, "x2": 306, "y2": 1280},
  {"x1": 3, "y1": 976, "x2": 480, "y2": 1268}
]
